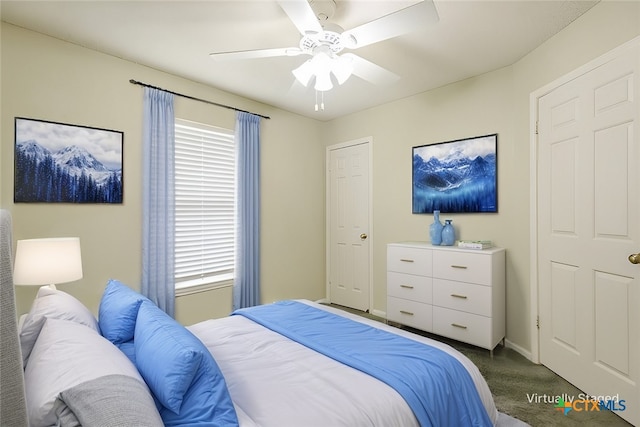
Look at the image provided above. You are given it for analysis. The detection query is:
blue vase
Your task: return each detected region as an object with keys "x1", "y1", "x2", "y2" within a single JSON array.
[
  {"x1": 429, "y1": 210, "x2": 443, "y2": 245},
  {"x1": 441, "y1": 220, "x2": 455, "y2": 246}
]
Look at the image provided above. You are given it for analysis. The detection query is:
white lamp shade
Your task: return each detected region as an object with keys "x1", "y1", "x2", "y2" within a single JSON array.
[
  {"x1": 293, "y1": 52, "x2": 354, "y2": 92},
  {"x1": 332, "y1": 55, "x2": 354, "y2": 85},
  {"x1": 292, "y1": 60, "x2": 315, "y2": 87},
  {"x1": 314, "y1": 71, "x2": 333, "y2": 91},
  {"x1": 13, "y1": 237, "x2": 83, "y2": 286}
]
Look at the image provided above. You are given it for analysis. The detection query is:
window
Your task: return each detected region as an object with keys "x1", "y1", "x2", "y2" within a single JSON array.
[{"x1": 174, "y1": 119, "x2": 235, "y2": 290}]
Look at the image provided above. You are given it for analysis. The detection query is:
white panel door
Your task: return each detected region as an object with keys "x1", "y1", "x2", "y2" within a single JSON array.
[
  {"x1": 328, "y1": 141, "x2": 370, "y2": 311},
  {"x1": 538, "y1": 42, "x2": 639, "y2": 425}
]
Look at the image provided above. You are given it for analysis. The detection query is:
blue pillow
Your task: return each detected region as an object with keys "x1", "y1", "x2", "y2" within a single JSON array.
[
  {"x1": 134, "y1": 301, "x2": 238, "y2": 426},
  {"x1": 159, "y1": 338, "x2": 240, "y2": 427},
  {"x1": 117, "y1": 340, "x2": 136, "y2": 366},
  {"x1": 135, "y1": 301, "x2": 202, "y2": 414},
  {"x1": 99, "y1": 279, "x2": 150, "y2": 344}
]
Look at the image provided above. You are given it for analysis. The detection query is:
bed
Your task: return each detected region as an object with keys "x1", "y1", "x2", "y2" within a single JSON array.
[
  {"x1": 191, "y1": 299, "x2": 498, "y2": 427},
  {"x1": 0, "y1": 210, "x2": 522, "y2": 427}
]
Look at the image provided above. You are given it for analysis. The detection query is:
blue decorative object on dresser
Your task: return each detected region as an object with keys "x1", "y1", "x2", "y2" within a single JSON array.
[
  {"x1": 441, "y1": 219, "x2": 455, "y2": 246},
  {"x1": 429, "y1": 210, "x2": 444, "y2": 245}
]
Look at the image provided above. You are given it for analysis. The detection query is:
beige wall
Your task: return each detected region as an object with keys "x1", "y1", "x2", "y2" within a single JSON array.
[
  {"x1": 322, "y1": 0, "x2": 640, "y2": 355},
  {"x1": 2, "y1": 0, "x2": 639, "y2": 354},
  {"x1": 322, "y1": 65, "x2": 518, "y2": 337},
  {"x1": 0, "y1": 23, "x2": 326, "y2": 320}
]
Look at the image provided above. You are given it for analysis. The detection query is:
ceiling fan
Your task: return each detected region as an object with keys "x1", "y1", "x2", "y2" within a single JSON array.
[{"x1": 210, "y1": 0, "x2": 439, "y2": 100}]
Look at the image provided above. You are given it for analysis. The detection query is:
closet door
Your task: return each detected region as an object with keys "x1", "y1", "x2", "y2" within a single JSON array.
[
  {"x1": 328, "y1": 140, "x2": 371, "y2": 312},
  {"x1": 537, "y1": 41, "x2": 639, "y2": 425}
]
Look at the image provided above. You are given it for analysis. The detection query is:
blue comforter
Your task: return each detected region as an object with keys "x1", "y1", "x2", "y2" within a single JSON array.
[{"x1": 233, "y1": 301, "x2": 492, "y2": 427}]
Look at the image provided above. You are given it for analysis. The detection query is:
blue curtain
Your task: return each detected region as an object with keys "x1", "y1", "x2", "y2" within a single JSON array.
[
  {"x1": 234, "y1": 112, "x2": 261, "y2": 309},
  {"x1": 142, "y1": 88, "x2": 176, "y2": 316}
]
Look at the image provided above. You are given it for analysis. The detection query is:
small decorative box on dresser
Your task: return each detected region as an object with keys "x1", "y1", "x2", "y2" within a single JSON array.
[{"x1": 387, "y1": 242, "x2": 505, "y2": 353}]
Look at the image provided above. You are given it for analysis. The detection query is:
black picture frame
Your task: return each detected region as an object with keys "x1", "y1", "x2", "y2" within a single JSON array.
[
  {"x1": 412, "y1": 133, "x2": 497, "y2": 213},
  {"x1": 14, "y1": 117, "x2": 123, "y2": 204}
]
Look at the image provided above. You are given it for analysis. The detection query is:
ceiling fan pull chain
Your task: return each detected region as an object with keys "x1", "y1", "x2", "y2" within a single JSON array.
[{"x1": 314, "y1": 90, "x2": 325, "y2": 111}]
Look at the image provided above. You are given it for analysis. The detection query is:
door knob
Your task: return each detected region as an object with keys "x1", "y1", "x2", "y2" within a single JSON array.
[
  {"x1": 360, "y1": 233, "x2": 368, "y2": 240},
  {"x1": 629, "y1": 253, "x2": 640, "y2": 264}
]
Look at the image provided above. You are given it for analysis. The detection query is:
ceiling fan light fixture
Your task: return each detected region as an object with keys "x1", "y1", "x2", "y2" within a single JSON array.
[
  {"x1": 331, "y1": 55, "x2": 354, "y2": 85},
  {"x1": 314, "y1": 70, "x2": 333, "y2": 91},
  {"x1": 309, "y1": 51, "x2": 334, "y2": 91},
  {"x1": 292, "y1": 59, "x2": 315, "y2": 87}
]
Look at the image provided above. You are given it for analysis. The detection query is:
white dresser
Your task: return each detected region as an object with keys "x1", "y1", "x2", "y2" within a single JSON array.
[{"x1": 387, "y1": 242, "x2": 505, "y2": 352}]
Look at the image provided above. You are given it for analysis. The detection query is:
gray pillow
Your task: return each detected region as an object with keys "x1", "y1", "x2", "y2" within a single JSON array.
[
  {"x1": 24, "y1": 318, "x2": 145, "y2": 427},
  {"x1": 54, "y1": 374, "x2": 163, "y2": 427}
]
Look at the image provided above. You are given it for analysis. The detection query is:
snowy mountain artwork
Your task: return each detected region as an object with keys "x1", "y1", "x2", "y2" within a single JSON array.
[
  {"x1": 14, "y1": 117, "x2": 123, "y2": 203},
  {"x1": 412, "y1": 134, "x2": 497, "y2": 213}
]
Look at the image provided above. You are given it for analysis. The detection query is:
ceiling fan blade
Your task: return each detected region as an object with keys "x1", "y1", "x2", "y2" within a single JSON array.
[
  {"x1": 344, "y1": 53, "x2": 400, "y2": 85},
  {"x1": 277, "y1": 0, "x2": 323, "y2": 36},
  {"x1": 342, "y1": 0, "x2": 439, "y2": 49},
  {"x1": 210, "y1": 47, "x2": 304, "y2": 61}
]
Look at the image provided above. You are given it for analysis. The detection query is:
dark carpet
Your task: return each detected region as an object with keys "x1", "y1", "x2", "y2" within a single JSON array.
[{"x1": 330, "y1": 304, "x2": 631, "y2": 427}]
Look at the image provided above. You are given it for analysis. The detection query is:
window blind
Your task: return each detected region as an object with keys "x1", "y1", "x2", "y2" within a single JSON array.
[{"x1": 174, "y1": 119, "x2": 235, "y2": 285}]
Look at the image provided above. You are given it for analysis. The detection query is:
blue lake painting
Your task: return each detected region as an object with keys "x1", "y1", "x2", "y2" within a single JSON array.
[{"x1": 412, "y1": 134, "x2": 497, "y2": 213}]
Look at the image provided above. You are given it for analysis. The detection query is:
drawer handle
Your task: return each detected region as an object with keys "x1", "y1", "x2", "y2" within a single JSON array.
[
  {"x1": 400, "y1": 284, "x2": 414, "y2": 289},
  {"x1": 451, "y1": 265, "x2": 468, "y2": 269},
  {"x1": 451, "y1": 294, "x2": 468, "y2": 299},
  {"x1": 451, "y1": 323, "x2": 468, "y2": 329},
  {"x1": 399, "y1": 310, "x2": 414, "y2": 316},
  {"x1": 400, "y1": 258, "x2": 415, "y2": 263}
]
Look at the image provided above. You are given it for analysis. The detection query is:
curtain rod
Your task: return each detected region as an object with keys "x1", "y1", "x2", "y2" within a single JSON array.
[{"x1": 129, "y1": 79, "x2": 271, "y2": 120}]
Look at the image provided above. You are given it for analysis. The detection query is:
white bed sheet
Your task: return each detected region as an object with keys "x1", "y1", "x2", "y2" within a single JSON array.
[{"x1": 188, "y1": 300, "x2": 499, "y2": 427}]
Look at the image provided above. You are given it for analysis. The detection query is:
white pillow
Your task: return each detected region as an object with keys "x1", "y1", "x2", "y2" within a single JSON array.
[
  {"x1": 24, "y1": 317, "x2": 147, "y2": 427},
  {"x1": 20, "y1": 286, "x2": 99, "y2": 367}
]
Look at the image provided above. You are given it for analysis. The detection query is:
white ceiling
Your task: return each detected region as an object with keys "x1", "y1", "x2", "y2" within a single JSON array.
[{"x1": 1, "y1": 0, "x2": 598, "y2": 120}]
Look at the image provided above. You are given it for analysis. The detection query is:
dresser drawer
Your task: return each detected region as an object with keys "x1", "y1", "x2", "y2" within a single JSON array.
[
  {"x1": 432, "y1": 279, "x2": 491, "y2": 316},
  {"x1": 432, "y1": 306, "x2": 491, "y2": 349},
  {"x1": 432, "y1": 250, "x2": 492, "y2": 285},
  {"x1": 387, "y1": 272, "x2": 432, "y2": 304},
  {"x1": 387, "y1": 245, "x2": 432, "y2": 276},
  {"x1": 387, "y1": 296, "x2": 432, "y2": 331}
]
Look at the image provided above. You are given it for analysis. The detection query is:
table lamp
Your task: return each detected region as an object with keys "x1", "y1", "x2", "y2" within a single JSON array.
[{"x1": 13, "y1": 237, "x2": 83, "y2": 289}]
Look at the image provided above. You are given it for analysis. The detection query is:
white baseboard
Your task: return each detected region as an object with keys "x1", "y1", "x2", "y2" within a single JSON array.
[
  {"x1": 315, "y1": 299, "x2": 386, "y2": 319},
  {"x1": 504, "y1": 338, "x2": 533, "y2": 362},
  {"x1": 371, "y1": 309, "x2": 386, "y2": 318}
]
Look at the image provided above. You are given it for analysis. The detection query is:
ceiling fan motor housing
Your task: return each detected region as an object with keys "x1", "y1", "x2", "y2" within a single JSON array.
[
  {"x1": 302, "y1": 1, "x2": 357, "y2": 55},
  {"x1": 300, "y1": 24, "x2": 344, "y2": 55},
  {"x1": 309, "y1": 0, "x2": 337, "y2": 21}
]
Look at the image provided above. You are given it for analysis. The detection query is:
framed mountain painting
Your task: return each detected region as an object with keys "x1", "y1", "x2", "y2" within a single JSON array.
[
  {"x1": 14, "y1": 117, "x2": 123, "y2": 204},
  {"x1": 412, "y1": 134, "x2": 497, "y2": 213}
]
